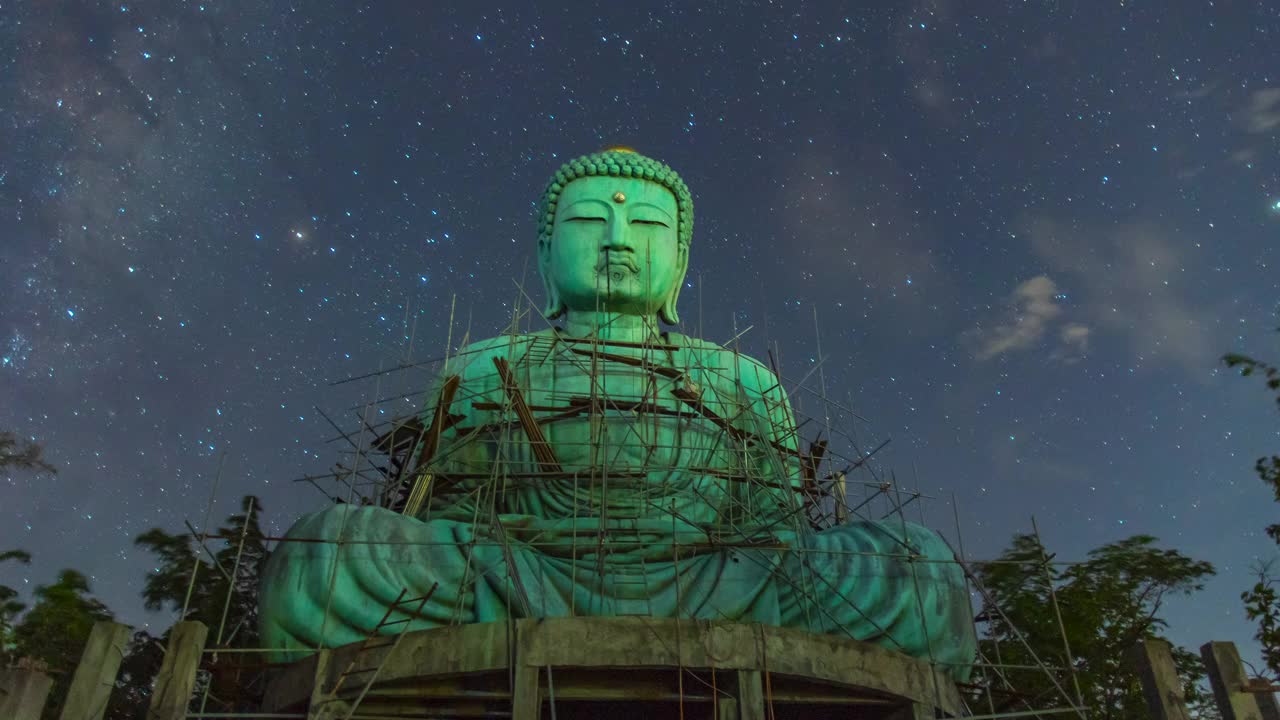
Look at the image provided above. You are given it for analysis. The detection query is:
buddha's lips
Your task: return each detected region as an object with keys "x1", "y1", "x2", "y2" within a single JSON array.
[{"x1": 598, "y1": 254, "x2": 639, "y2": 273}]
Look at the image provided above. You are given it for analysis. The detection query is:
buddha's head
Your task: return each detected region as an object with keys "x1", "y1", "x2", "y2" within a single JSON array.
[{"x1": 537, "y1": 148, "x2": 693, "y2": 325}]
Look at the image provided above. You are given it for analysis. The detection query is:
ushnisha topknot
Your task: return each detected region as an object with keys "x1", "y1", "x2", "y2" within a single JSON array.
[{"x1": 536, "y1": 147, "x2": 694, "y2": 249}]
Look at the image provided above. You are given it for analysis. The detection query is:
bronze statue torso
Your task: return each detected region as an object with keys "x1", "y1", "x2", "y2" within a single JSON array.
[{"x1": 422, "y1": 331, "x2": 802, "y2": 530}]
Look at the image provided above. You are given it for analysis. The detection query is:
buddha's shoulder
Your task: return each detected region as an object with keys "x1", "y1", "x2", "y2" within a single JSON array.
[
  {"x1": 668, "y1": 332, "x2": 780, "y2": 391},
  {"x1": 444, "y1": 331, "x2": 565, "y2": 376}
]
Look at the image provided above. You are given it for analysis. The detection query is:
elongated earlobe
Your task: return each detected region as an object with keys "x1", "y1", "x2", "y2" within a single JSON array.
[
  {"x1": 658, "y1": 244, "x2": 690, "y2": 326},
  {"x1": 538, "y1": 240, "x2": 565, "y2": 319}
]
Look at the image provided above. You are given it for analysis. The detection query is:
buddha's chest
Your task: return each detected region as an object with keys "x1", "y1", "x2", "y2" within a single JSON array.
[{"x1": 499, "y1": 350, "x2": 746, "y2": 470}]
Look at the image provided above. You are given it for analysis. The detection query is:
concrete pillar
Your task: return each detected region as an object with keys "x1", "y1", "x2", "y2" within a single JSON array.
[
  {"x1": 736, "y1": 669, "x2": 765, "y2": 720},
  {"x1": 1131, "y1": 639, "x2": 1192, "y2": 720},
  {"x1": 1256, "y1": 689, "x2": 1280, "y2": 720},
  {"x1": 146, "y1": 621, "x2": 207, "y2": 720},
  {"x1": 305, "y1": 649, "x2": 349, "y2": 720},
  {"x1": 512, "y1": 662, "x2": 540, "y2": 720},
  {"x1": 1202, "y1": 641, "x2": 1263, "y2": 720},
  {"x1": 0, "y1": 666, "x2": 54, "y2": 720},
  {"x1": 58, "y1": 620, "x2": 131, "y2": 720}
]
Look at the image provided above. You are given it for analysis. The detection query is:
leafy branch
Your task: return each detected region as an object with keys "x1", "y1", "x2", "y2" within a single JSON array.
[{"x1": 0, "y1": 431, "x2": 55, "y2": 474}]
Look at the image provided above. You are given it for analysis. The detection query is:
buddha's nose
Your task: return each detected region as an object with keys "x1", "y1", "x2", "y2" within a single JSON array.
[{"x1": 602, "y1": 216, "x2": 633, "y2": 252}]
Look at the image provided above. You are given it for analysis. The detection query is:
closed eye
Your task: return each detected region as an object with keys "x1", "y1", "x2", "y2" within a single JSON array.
[
  {"x1": 566, "y1": 216, "x2": 606, "y2": 223},
  {"x1": 631, "y1": 219, "x2": 670, "y2": 227}
]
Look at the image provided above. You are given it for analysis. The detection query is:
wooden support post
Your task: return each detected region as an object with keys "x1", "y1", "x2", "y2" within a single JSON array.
[
  {"x1": 512, "y1": 663, "x2": 541, "y2": 720},
  {"x1": 736, "y1": 669, "x2": 765, "y2": 720},
  {"x1": 405, "y1": 376, "x2": 462, "y2": 481},
  {"x1": 145, "y1": 621, "x2": 208, "y2": 720},
  {"x1": 1202, "y1": 641, "x2": 1264, "y2": 720},
  {"x1": 493, "y1": 357, "x2": 562, "y2": 473},
  {"x1": 58, "y1": 620, "x2": 130, "y2": 720},
  {"x1": 834, "y1": 472, "x2": 849, "y2": 523},
  {"x1": 0, "y1": 665, "x2": 54, "y2": 720},
  {"x1": 1131, "y1": 639, "x2": 1192, "y2": 720}
]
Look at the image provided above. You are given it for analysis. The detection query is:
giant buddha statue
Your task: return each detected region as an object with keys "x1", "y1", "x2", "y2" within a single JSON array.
[{"x1": 260, "y1": 148, "x2": 977, "y2": 680}]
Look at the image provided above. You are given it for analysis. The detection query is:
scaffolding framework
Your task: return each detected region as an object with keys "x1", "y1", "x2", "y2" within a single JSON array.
[{"x1": 173, "y1": 289, "x2": 1090, "y2": 720}]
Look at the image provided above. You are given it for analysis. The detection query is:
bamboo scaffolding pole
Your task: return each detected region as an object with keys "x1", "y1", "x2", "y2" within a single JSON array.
[
  {"x1": 182, "y1": 452, "x2": 226, "y2": 617},
  {"x1": 1032, "y1": 515, "x2": 1086, "y2": 711}
]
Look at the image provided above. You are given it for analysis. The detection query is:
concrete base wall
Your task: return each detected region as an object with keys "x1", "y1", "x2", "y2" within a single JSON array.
[{"x1": 265, "y1": 617, "x2": 963, "y2": 719}]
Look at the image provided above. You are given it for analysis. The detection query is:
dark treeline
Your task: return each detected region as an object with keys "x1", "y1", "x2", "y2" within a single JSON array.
[
  {"x1": 1, "y1": 477, "x2": 267, "y2": 717},
  {"x1": 4, "y1": 402, "x2": 1276, "y2": 720}
]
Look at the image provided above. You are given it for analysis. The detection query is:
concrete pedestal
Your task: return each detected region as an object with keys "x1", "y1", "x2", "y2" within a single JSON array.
[{"x1": 264, "y1": 617, "x2": 964, "y2": 719}]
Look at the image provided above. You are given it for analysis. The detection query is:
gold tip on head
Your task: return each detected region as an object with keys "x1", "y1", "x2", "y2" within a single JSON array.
[
  {"x1": 601, "y1": 145, "x2": 638, "y2": 154},
  {"x1": 612, "y1": 192, "x2": 627, "y2": 204}
]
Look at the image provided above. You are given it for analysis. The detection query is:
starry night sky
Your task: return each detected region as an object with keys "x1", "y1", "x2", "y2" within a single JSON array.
[{"x1": 2, "y1": 1, "x2": 1279, "y2": 662}]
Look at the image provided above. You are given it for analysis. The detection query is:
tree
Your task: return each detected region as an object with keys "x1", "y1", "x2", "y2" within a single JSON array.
[
  {"x1": 1223, "y1": 352, "x2": 1280, "y2": 542},
  {"x1": 13, "y1": 570, "x2": 114, "y2": 719},
  {"x1": 2, "y1": 430, "x2": 54, "y2": 665},
  {"x1": 1224, "y1": 349, "x2": 1280, "y2": 680},
  {"x1": 973, "y1": 533, "x2": 1217, "y2": 720},
  {"x1": 136, "y1": 495, "x2": 267, "y2": 646},
  {"x1": 0, "y1": 548, "x2": 32, "y2": 665},
  {"x1": 0, "y1": 431, "x2": 55, "y2": 474},
  {"x1": 0, "y1": 431, "x2": 165, "y2": 718},
  {"x1": 105, "y1": 630, "x2": 165, "y2": 720},
  {"x1": 13, "y1": 569, "x2": 113, "y2": 668},
  {"x1": 134, "y1": 495, "x2": 269, "y2": 712},
  {"x1": 1241, "y1": 561, "x2": 1280, "y2": 683},
  {"x1": 6, "y1": 570, "x2": 160, "y2": 720}
]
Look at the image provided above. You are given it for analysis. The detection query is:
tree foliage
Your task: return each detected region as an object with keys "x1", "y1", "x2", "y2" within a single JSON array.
[
  {"x1": 136, "y1": 495, "x2": 267, "y2": 647},
  {"x1": 1241, "y1": 561, "x2": 1280, "y2": 683},
  {"x1": 0, "y1": 431, "x2": 55, "y2": 474},
  {"x1": 1224, "y1": 353, "x2": 1280, "y2": 544},
  {"x1": 1, "y1": 431, "x2": 53, "y2": 665},
  {"x1": 0, "y1": 439, "x2": 279, "y2": 715},
  {"x1": 1, "y1": 431, "x2": 57, "y2": 670},
  {"x1": 133, "y1": 495, "x2": 269, "y2": 712},
  {"x1": 12, "y1": 570, "x2": 115, "y2": 719},
  {"x1": 0, "y1": 495, "x2": 271, "y2": 717},
  {"x1": 13, "y1": 570, "x2": 114, "y2": 671},
  {"x1": 1224, "y1": 349, "x2": 1280, "y2": 680},
  {"x1": 0, "y1": 548, "x2": 33, "y2": 665},
  {"x1": 105, "y1": 630, "x2": 165, "y2": 720},
  {"x1": 973, "y1": 533, "x2": 1216, "y2": 720}
]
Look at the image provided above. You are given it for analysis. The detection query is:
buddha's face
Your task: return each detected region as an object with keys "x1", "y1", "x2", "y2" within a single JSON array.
[{"x1": 542, "y1": 175, "x2": 686, "y2": 319}]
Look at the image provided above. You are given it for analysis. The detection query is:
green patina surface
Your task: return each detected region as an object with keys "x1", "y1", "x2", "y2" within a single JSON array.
[{"x1": 260, "y1": 149, "x2": 977, "y2": 680}]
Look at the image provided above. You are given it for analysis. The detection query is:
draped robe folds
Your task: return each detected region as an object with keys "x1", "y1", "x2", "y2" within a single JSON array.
[{"x1": 260, "y1": 331, "x2": 977, "y2": 680}]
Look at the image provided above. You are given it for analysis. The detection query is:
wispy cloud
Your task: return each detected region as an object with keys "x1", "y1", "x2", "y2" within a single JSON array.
[
  {"x1": 1245, "y1": 88, "x2": 1280, "y2": 134},
  {"x1": 968, "y1": 275, "x2": 1082, "y2": 360},
  {"x1": 1052, "y1": 323, "x2": 1091, "y2": 364},
  {"x1": 1021, "y1": 217, "x2": 1220, "y2": 374}
]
